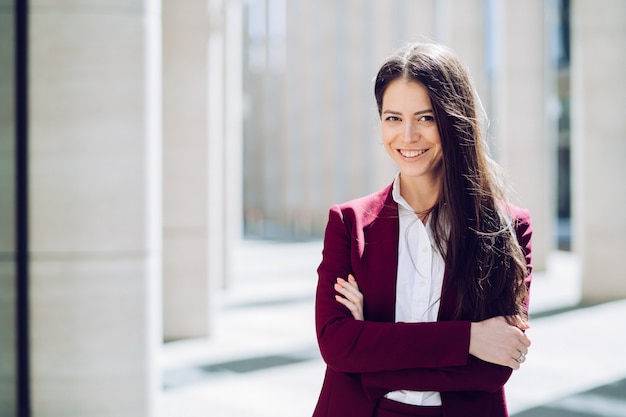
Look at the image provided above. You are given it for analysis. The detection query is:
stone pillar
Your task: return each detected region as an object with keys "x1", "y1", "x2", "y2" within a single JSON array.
[
  {"x1": 438, "y1": 0, "x2": 488, "y2": 100},
  {"x1": 571, "y1": 0, "x2": 626, "y2": 301},
  {"x1": 162, "y1": 0, "x2": 212, "y2": 340},
  {"x1": 28, "y1": 1, "x2": 162, "y2": 415},
  {"x1": 490, "y1": 0, "x2": 554, "y2": 271},
  {"x1": 0, "y1": 2, "x2": 16, "y2": 414},
  {"x1": 207, "y1": 0, "x2": 228, "y2": 293},
  {"x1": 223, "y1": 0, "x2": 244, "y2": 283}
]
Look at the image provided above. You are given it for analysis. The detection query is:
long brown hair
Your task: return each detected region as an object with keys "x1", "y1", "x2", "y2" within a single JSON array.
[{"x1": 374, "y1": 42, "x2": 528, "y2": 321}]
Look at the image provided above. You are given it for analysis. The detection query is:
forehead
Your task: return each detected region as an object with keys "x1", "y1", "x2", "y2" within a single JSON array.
[{"x1": 382, "y1": 79, "x2": 433, "y2": 110}]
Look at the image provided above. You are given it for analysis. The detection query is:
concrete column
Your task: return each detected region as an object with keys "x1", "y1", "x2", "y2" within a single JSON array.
[
  {"x1": 571, "y1": 0, "x2": 626, "y2": 301},
  {"x1": 207, "y1": 0, "x2": 228, "y2": 293},
  {"x1": 28, "y1": 1, "x2": 162, "y2": 415},
  {"x1": 162, "y1": 0, "x2": 212, "y2": 340},
  {"x1": 284, "y1": 0, "x2": 307, "y2": 237},
  {"x1": 439, "y1": 0, "x2": 487, "y2": 100},
  {"x1": 285, "y1": 0, "x2": 327, "y2": 237},
  {"x1": 490, "y1": 0, "x2": 554, "y2": 271},
  {"x1": 0, "y1": 2, "x2": 16, "y2": 413},
  {"x1": 223, "y1": 1, "x2": 244, "y2": 283}
]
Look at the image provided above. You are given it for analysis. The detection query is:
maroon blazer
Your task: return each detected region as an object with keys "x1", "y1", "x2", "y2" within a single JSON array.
[{"x1": 313, "y1": 184, "x2": 533, "y2": 417}]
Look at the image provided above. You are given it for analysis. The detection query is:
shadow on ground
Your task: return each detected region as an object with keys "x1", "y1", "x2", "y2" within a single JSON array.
[{"x1": 513, "y1": 377, "x2": 626, "y2": 417}]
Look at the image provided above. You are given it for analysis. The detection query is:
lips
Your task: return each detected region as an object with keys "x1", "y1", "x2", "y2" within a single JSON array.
[{"x1": 399, "y1": 149, "x2": 428, "y2": 158}]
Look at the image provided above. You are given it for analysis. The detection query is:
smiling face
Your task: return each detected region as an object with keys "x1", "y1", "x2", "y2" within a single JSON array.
[{"x1": 381, "y1": 78, "x2": 443, "y2": 185}]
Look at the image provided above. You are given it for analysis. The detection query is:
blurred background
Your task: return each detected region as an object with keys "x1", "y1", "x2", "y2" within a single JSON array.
[{"x1": 1, "y1": 0, "x2": 625, "y2": 416}]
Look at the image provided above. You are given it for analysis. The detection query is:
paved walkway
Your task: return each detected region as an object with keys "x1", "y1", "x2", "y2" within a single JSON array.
[{"x1": 161, "y1": 241, "x2": 626, "y2": 417}]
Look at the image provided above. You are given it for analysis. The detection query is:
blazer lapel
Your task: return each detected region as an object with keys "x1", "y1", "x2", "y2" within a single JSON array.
[
  {"x1": 354, "y1": 184, "x2": 457, "y2": 323},
  {"x1": 358, "y1": 186, "x2": 399, "y2": 323}
]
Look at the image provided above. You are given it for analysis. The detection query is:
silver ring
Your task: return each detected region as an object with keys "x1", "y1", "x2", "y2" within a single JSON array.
[{"x1": 516, "y1": 352, "x2": 526, "y2": 363}]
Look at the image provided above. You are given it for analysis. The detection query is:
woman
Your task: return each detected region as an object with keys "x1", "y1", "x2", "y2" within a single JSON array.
[{"x1": 313, "y1": 42, "x2": 533, "y2": 417}]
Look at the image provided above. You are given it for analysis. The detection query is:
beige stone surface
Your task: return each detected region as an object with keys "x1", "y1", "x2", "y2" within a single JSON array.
[
  {"x1": 162, "y1": 232, "x2": 211, "y2": 340},
  {"x1": 572, "y1": 0, "x2": 626, "y2": 300},
  {"x1": 491, "y1": 0, "x2": 554, "y2": 271},
  {"x1": 28, "y1": 9, "x2": 149, "y2": 253},
  {"x1": 29, "y1": 258, "x2": 153, "y2": 416},
  {"x1": 161, "y1": 0, "x2": 212, "y2": 340},
  {"x1": 0, "y1": 262, "x2": 16, "y2": 416},
  {"x1": 27, "y1": 1, "x2": 162, "y2": 416},
  {"x1": 0, "y1": 5, "x2": 17, "y2": 416},
  {"x1": 0, "y1": 8, "x2": 15, "y2": 255}
]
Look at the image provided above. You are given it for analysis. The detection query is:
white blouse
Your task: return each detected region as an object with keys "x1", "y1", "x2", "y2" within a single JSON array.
[{"x1": 384, "y1": 174, "x2": 445, "y2": 406}]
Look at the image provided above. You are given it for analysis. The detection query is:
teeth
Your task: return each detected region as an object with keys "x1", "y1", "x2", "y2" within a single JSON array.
[{"x1": 400, "y1": 149, "x2": 426, "y2": 157}]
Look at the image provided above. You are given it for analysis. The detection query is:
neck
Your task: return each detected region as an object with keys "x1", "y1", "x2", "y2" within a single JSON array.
[{"x1": 399, "y1": 173, "x2": 440, "y2": 215}]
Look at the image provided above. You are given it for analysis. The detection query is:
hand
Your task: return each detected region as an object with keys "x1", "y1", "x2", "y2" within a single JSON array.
[
  {"x1": 469, "y1": 316, "x2": 531, "y2": 370},
  {"x1": 507, "y1": 314, "x2": 531, "y2": 332},
  {"x1": 334, "y1": 274, "x2": 364, "y2": 321}
]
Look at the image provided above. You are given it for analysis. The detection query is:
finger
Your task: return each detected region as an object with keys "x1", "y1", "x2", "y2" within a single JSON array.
[
  {"x1": 501, "y1": 323, "x2": 530, "y2": 366},
  {"x1": 511, "y1": 332, "x2": 531, "y2": 356},
  {"x1": 337, "y1": 277, "x2": 358, "y2": 292},
  {"x1": 513, "y1": 344, "x2": 528, "y2": 358},
  {"x1": 347, "y1": 274, "x2": 359, "y2": 290},
  {"x1": 515, "y1": 343, "x2": 529, "y2": 356},
  {"x1": 335, "y1": 295, "x2": 363, "y2": 320},
  {"x1": 512, "y1": 314, "x2": 531, "y2": 331},
  {"x1": 335, "y1": 294, "x2": 357, "y2": 313},
  {"x1": 506, "y1": 322, "x2": 531, "y2": 348},
  {"x1": 334, "y1": 280, "x2": 352, "y2": 296},
  {"x1": 504, "y1": 349, "x2": 523, "y2": 369},
  {"x1": 334, "y1": 282, "x2": 350, "y2": 298},
  {"x1": 334, "y1": 282, "x2": 361, "y2": 305},
  {"x1": 336, "y1": 278, "x2": 363, "y2": 301},
  {"x1": 518, "y1": 332, "x2": 532, "y2": 348},
  {"x1": 513, "y1": 350, "x2": 527, "y2": 366}
]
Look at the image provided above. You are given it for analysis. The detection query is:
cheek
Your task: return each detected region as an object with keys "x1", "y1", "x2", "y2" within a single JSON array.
[
  {"x1": 380, "y1": 132, "x2": 392, "y2": 147},
  {"x1": 382, "y1": 136, "x2": 396, "y2": 155},
  {"x1": 380, "y1": 127, "x2": 396, "y2": 146},
  {"x1": 432, "y1": 148, "x2": 445, "y2": 166}
]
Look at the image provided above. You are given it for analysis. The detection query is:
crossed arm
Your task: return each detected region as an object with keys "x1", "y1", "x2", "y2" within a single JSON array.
[
  {"x1": 333, "y1": 275, "x2": 530, "y2": 398},
  {"x1": 335, "y1": 276, "x2": 531, "y2": 371}
]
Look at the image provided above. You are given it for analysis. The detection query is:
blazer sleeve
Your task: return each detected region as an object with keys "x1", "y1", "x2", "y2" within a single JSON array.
[
  {"x1": 360, "y1": 209, "x2": 534, "y2": 397},
  {"x1": 315, "y1": 205, "x2": 472, "y2": 374},
  {"x1": 516, "y1": 208, "x2": 533, "y2": 312},
  {"x1": 361, "y1": 356, "x2": 512, "y2": 398}
]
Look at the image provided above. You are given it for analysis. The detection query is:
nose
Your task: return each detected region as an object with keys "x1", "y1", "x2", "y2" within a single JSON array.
[{"x1": 402, "y1": 120, "x2": 419, "y2": 143}]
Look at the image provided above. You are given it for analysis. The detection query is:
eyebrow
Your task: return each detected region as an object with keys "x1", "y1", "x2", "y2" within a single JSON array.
[{"x1": 382, "y1": 109, "x2": 434, "y2": 116}]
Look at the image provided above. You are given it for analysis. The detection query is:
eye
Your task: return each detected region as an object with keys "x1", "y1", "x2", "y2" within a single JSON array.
[
  {"x1": 418, "y1": 114, "x2": 435, "y2": 123},
  {"x1": 385, "y1": 115, "x2": 401, "y2": 122}
]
